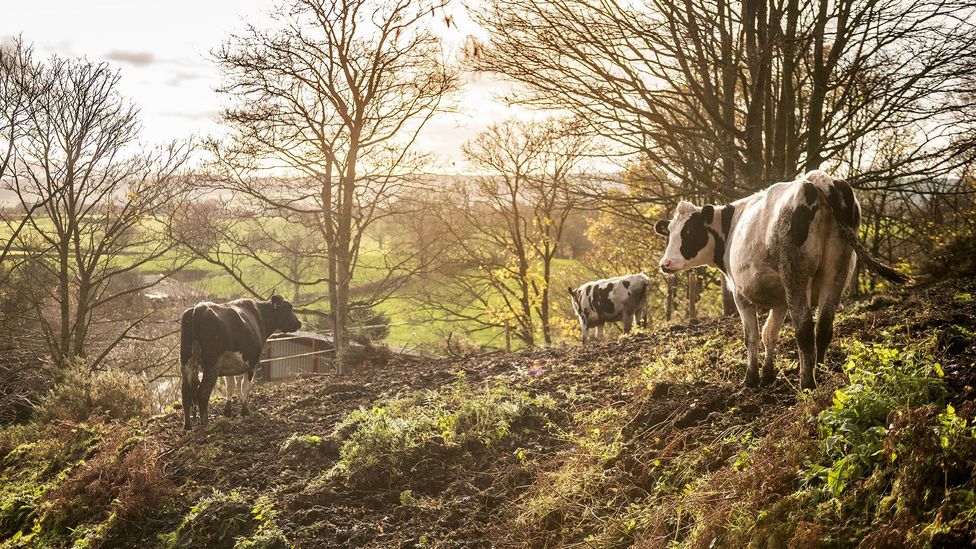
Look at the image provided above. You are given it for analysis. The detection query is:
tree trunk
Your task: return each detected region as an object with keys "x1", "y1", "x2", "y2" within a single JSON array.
[
  {"x1": 58, "y1": 243, "x2": 71, "y2": 366},
  {"x1": 805, "y1": 0, "x2": 830, "y2": 171},
  {"x1": 291, "y1": 253, "x2": 301, "y2": 303},
  {"x1": 772, "y1": 0, "x2": 800, "y2": 180},
  {"x1": 541, "y1": 256, "x2": 552, "y2": 346},
  {"x1": 334, "y1": 139, "x2": 359, "y2": 373},
  {"x1": 515, "y1": 235, "x2": 535, "y2": 347},
  {"x1": 72, "y1": 279, "x2": 91, "y2": 362},
  {"x1": 741, "y1": 0, "x2": 770, "y2": 188},
  {"x1": 718, "y1": 0, "x2": 738, "y2": 197},
  {"x1": 320, "y1": 159, "x2": 340, "y2": 371}
]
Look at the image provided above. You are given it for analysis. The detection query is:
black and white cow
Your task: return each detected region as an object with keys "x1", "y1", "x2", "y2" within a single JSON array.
[
  {"x1": 655, "y1": 170, "x2": 908, "y2": 389},
  {"x1": 179, "y1": 295, "x2": 302, "y2": 430},
  {"x1": 568, "y1": 273, "x2": 650, "y2": 343}
]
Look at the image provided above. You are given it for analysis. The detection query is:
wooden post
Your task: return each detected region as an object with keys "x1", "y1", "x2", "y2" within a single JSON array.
[
  {"x1": 721, "y1": 278, "x2": 738, "y2": 317},
  {"x1": 311, "y1": 338, "x2": 318, "y2": 374},
  {"x1": 263, "y1": 344, "x2": 273, "y2": 382},
  {"x1": 665, "y1": 276, "x2": 675, "y2": 322},
  {"x1": 688, "y1": 270, "x2": 698, "y2": 322},
  {"x1": 504, "y1": 319, "x2": 511, "y2": 352}
]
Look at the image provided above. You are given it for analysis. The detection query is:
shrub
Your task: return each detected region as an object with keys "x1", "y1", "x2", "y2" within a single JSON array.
[
  {"x1": 329, "y1": 377, "x2": 557, "y2": 488},
  {"x1": 0, "y1": 353, "x2": 49, "y2": 426},
  {"x1": 335, "y1": 343, "x2": 393, "y2": 372},
  {"x1": 680, "y1": 337, "x2": 970, "y2": 548},
  {"x1": 349, "y1": 307, "x2": 391, "y2": 343},
  {"x1": 159, "y1": 490, "x2": 286, "y2": 549},
  {"x1": 39, "y1": 428, "x2": 176, "y2": 546},
  {"x1": 0, "y1": 421, "x2": 110, "y2": 545},
  {"x1": 804, "y1": 339, "x2": 946, "y2": 498},
  {"x1": 511, "y1": 407, "x2": 631, "y2": 546},
  {"x1": 36, "y1": 364, "x2": 150, "y2": 423},
  {"x1": 436, "y1": 332, "x2": 487, "y2": 358}
]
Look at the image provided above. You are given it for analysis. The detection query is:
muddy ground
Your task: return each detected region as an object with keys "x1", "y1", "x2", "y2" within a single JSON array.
[{"x1": 124, "y1": 275, "x2": 976, "y2": 548}]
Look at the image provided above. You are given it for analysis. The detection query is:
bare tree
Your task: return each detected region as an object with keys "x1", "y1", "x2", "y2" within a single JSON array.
[
  {"x1": 200, "y1": 0, "x2": 459, "y2": 370},
  {"x1": 417, "y1": 118, "x2": 590, "y2": 347},
  {"x1": 0, "y1": 45, "x2": 192, "y2": 369},
  {"x1": 478, "y1": 0, "x2": 975, "y2": 190},
  {"x1": 473, "y1": 0, "x2": 976, "y2": 312},
  {"x1": 0, "y1": 39, "x2": 50, "y2": 270}
]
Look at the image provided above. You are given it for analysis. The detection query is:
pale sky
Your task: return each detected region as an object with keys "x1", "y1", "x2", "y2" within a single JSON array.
[{"x1": 2, "y1": 0, "x2": 524, "y2": 172}]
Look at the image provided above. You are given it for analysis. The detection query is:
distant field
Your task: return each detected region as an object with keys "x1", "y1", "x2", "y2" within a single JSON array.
[
  {"x1": 170, "y1": 254, "x2": 593, "y2": 352},
  {"x1": 2, "y1": 214, "x2": 600, "y2": 352}
]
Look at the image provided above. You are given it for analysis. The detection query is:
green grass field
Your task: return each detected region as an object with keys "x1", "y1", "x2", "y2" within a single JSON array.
[
  {"x1": 2, "y1": 213, "x2": 603, "y2": 352},
  {"x1": 176, "y1": 255, "x2": 592, "y2": 352}
]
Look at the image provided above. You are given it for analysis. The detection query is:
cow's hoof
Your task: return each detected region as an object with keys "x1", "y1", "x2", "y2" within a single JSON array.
[
  {"x1": 743, "y1": 373, "x2": 760, "y2": 388},
  {"x1": 240, "y1": 405, "x2": 250, "y2": 416},
  {"x1": 222, "y1": 403, "x2": 234, "y2": 417},
  {"x1": 183, "y1": 423, "x2": 193, "y2": 431},
  {"x1": 760, "y1": 371, "x2": 777, "y2": 386}
]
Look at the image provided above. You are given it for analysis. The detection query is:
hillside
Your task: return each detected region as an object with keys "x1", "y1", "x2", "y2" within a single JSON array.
[{"x1": 3, "y1": 275, "x2": 976, "y2": 548}]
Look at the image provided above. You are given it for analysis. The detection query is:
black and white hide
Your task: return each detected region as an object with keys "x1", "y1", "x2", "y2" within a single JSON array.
[
  {"x1": 568, "y1": 273, "x2": 650, "y2": 344},
  {"x1": 655, "y1": 170, "x2": 908, "y2": 390}
]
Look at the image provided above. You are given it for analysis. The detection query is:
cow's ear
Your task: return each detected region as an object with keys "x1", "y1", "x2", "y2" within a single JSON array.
[
  {"x1": 567, "y1": 287, "x2": 575, "y2": 296},
  {"x1": 271, "y1": 294, "x2": 283, "y2": 309},
  {"x1": 701, "y1": 205, "x2": 714, "y2": 223},
  {"x1": 654, "y1": 220, "x2": 670, "y2": 236}
]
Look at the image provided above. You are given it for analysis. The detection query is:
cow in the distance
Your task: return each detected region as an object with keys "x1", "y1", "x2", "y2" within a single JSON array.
[
  {"x1": 654, "y1": 170, "x2": 908, "y2": 390},
  {"x1": 568, "y1": 273, "x2": 650, "y2": 344},
  {"x1": 179, "y1": 295, "x2": 302, "y2": 430}
]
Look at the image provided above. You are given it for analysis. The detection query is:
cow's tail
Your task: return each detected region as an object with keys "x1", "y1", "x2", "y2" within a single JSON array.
[
  {"x1": 181, "y1": 304, "x2": 212, "y2": 366},
  {"x1": 180, "y1": 307, "x2": 195, "y2": 367},
  {"x1": 837, "y1": 223, "x2": 910, "y2": 285},
  {"x1": 819, "y1": 177, "x2": 910, "y2": 286}
]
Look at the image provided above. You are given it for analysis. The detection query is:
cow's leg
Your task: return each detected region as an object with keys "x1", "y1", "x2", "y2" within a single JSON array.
[
  {"x1": 222, "y1": 375, "x2": 237, "y2": 417},
  {"x1": 595, "y1": 324, "x2": 605, "y2": 340},
  {"x1": 785, "y1": 279, "x2": 816, "y2": 390},
  {"x1": 623, "y1": 312, "x2": 634, "y2": 334},
  {"x1": 760, "y1": 306, "x2": 788, "y2": 386},
  {"x1": 815, "y1": 306, "x2": 836, "y2": 366},
  {"x1": 197, "y1": 366, "x2": 220, "y2": 427},
  {"x1": 816, "y1": 249, "x2": 853, "y2": 365},
  {"x1": 180, "y1": 363, "x2": 198, "y2": 430},
  {"x1": 734, "y1": 293, "x2": 762, "y2": 388},
  {"x1": 240, "y1": 370, "x2": 255, "y2": 416}
]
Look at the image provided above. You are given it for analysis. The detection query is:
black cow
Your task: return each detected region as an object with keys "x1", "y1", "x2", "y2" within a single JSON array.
[{"x1": 179, "y1": 295, "x2": 302, "y2": 430}]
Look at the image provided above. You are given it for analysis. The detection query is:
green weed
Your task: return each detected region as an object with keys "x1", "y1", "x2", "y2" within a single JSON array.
[
  {"x1": 158, "y1": 490, "x2": 286, "y2": 549},
  {"x1": 328, "y1": 377, "x2": 557, "y2": 488},
  {"x1": 804, "y1": 339, "x2": 945, "y2": 498}
]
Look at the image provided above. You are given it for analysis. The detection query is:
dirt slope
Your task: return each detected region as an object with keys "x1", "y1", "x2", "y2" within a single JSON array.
[
  {"x1": 6, "y1": 275, "x2": 976, "y2": 548},
  {"x1": 143, "y1": 276, "x2": 976, "y2": 548}
]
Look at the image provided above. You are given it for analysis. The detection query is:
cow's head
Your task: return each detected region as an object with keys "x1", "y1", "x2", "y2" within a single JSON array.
[
  {"x1": 567, "y1": 287, "x2": 583, "y2": 316},
  {"x1": 655, "y1": 201, "x2": 719, "y2": 274},
  {"x1": 268, "y1": 294, "x2": 302, "y2": 333}
]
